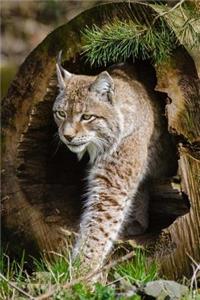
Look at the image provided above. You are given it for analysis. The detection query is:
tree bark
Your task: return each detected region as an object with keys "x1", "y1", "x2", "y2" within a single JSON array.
[{"x1": 154, "y1": 49, "x2": 200, "y2": 279}]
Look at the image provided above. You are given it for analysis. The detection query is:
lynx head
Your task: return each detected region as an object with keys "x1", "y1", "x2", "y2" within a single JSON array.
[{"x1": 53, "y1": 52, "x2": 122, "y2": 162}]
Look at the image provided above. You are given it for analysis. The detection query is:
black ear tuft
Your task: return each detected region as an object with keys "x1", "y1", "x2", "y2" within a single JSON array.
[{"x1": 56, "y1": 50, "x2": 72, "y2": 90}]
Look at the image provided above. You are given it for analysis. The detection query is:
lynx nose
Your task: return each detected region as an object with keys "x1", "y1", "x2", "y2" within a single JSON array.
[{"x1": 64, "y1": 134, "x2": 74, "y2": 142}]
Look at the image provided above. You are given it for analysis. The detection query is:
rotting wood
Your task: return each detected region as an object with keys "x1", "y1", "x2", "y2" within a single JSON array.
[{"x1": 154, "y1": 49, "x2": 200, "y2": 279}]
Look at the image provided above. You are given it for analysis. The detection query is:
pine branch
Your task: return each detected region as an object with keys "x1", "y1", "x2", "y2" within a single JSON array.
[
  {"x1": 82, "y1": 19, "x2": 177, "y2": 66},
  {"x1": 152, "y1": 0, "x2": 186, "y2": 25},
  {"x1": 81, "y1": 1, "x2": 200, "y2": 67},
  {"x1": 150, "y1": 1, "x2": 200, "y2": 50},
  {"x1": 176, "y1": 18, "x2": 200, "y2": 49}
]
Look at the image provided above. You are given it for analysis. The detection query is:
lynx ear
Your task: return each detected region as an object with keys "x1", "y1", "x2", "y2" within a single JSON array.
[
  {"x1": 56, "y1": 50, "x2": 72, "y2": 90},
  {"x1": 90, "y1": 71, "x2": 114, "y2": 103}
]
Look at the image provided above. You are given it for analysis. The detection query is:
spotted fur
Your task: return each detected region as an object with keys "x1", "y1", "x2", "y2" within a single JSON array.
[{"x1": 53, "y1": 59, "x2": 176, "y2": 276}]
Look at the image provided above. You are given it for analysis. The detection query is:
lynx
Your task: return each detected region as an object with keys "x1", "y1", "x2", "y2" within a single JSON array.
[{"x1": 53, "y1": 53, "x2": 176, "y2": 275}]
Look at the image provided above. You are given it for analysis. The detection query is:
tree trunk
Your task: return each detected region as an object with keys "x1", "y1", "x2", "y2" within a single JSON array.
[{"x1": 1, "y1": 2, "x2": 199, "y2": 279}]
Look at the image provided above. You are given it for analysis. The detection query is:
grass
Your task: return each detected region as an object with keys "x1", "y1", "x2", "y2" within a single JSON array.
[
  {"x1": 33, "y1": 254, "x2": 70, "y2": 285},
  {"x1": 0, "y1": 248, "x2": 199, "y2": 299},
  {"x1": 0, "y1": 249, "x2": 152, "y2": 299},
  {"x1": 0, "y1": 251, "x2": 27, "y2": 299},
  {"x1": 113, "y1": 249, "x2": 158, "y2": 286}
]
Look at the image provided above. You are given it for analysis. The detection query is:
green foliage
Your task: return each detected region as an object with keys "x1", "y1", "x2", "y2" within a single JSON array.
[
  {"x1": 33, "y1": 254, "x2": 70, "y2": 284},
  {"x1": 82, "y1": 18, "x2": 177, "y2": 66},
  {"x1": 0, "y1": 249, "x2": 198, "y2": 299},
  {"x1": 54, "y1": 283, "x2": 116, "y2": 300},
  {"x1": 0, "y1": 251, "x2": 119, "y2": 299},
  {"x1": 94, "y1": 283, "x2": 115, "y2": 300},
  {"x1": 113, "y1": 249, "x2": 158, "y2": 285},
  {"x1": 119, "y1": 296, "x2": 141, "y2": 300},
  {"x1": 82, "y1": 2, "x2": 200, "y2": 67},
  {"x1": 0, "y1": 251, "x2": 26, "y2": 299},
  {"x1": 0, "y1": 249, "x2": 154, "y2": 299}
]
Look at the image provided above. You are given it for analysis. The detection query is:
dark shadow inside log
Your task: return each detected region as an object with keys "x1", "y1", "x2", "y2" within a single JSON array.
[{"x1": 7, "y1": 55, "x2": 189, "y2": 258}]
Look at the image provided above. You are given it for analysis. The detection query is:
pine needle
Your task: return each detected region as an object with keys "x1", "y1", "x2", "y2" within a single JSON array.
[
  {"x1": 82, "y1": 18, "x2": 177, "y2": 66},
  {"x1": 81, "y1": 1, "x2": 200, "y2": 67}
]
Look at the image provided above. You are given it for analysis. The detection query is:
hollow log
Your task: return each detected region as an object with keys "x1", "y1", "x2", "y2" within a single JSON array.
[
  {"x1": 154, "y1": 49, "x2": 200, "y2": 279},
  {"x1": 1, "y1": 2, "x2": 199, "y2": 279}
]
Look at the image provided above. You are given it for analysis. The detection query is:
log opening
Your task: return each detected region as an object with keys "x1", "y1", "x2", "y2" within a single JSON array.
[{"x1": 2, "y1": 56, "x2": 190, "y2": 257}]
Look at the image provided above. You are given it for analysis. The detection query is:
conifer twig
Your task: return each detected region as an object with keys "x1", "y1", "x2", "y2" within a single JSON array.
[
  {"x1": 152, "y1": 0, "x2": 185, "y2": 25},
  {"x1": 0, "y1": 272, "x2": 35, "y2": 299},
  {"x1": 35, "y1": 250, "x2": 136, "y2": 300}
]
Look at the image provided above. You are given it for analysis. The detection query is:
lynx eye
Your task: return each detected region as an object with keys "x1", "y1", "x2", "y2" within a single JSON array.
[
  {"x1": 55, "y1": 110, "x2": 66, "y2": 119},
  {"x1": 81, "y1": 114, "x2": 95, "y2": 121}
]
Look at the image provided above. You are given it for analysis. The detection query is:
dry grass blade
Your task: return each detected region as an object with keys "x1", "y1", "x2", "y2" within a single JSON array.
[
  {"x1": 152, "y1": 0, "x2": 185, "y2": 25},
  {"x1": 0, "y1": 272, "x2": 35, "y2": 299},
  {"x1": 186, "y1": 252, "x2": 200, "y2": 291}
]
